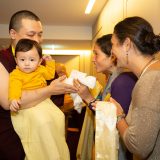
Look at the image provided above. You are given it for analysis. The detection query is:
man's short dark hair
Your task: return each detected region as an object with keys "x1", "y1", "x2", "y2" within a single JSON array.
[{"x1": 9, "y1": 10, "x2": 40, "y2": 31}]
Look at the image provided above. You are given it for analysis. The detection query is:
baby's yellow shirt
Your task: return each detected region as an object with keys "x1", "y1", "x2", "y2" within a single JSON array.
[{"x1": 9, "y1": 61, "x2": 55, "y2": 100}]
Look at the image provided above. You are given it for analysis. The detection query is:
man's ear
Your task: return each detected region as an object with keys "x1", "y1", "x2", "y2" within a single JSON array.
[
  {"x1": 123, "y1": 37, "x2": 132, "y2": 52},
  {"x1": 9, "y1": 29, "x2": 17, "y2": 40}
]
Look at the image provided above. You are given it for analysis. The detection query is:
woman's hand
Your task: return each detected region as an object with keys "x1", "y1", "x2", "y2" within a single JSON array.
[
  {"x1": 49, "y1": 75, "x2": 77, "y2": 95},
  {"x1": 110, "y1": 97, "x2": 128, "y2": 137},
  {"x1": 73, "y1": 79, "x2": 94, "y2": 104},
  {"x1": 110, "y1": 97, "x2": 124, "y2": 116}
]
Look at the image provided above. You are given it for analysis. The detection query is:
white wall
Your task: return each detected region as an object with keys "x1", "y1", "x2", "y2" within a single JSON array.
[
  {"x1": 43, "y1": 25, "x2": 92, "y2": 40},
  {"x1": 0, "y1": 24, "x2": 92, "y2": 40}
]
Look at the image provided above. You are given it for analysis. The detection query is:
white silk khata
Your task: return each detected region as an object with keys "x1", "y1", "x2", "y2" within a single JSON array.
[
  {"x1": 95, "y1": 101, "x2": 118, "y2": 160},
  {"x1": 64, "y1": 70, "x2": 96, "y2": 113}
]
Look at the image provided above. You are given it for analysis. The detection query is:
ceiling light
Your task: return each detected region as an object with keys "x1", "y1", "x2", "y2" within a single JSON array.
[{"x1": 85, "y1": 0, "x2": 96, "y2": 14}]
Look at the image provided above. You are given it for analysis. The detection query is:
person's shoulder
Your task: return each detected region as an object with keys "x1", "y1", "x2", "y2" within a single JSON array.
[
  {"x1": 142, "y1": 69, "x2": 160, "y2": 81},
  {"x1": 0, "y1": 48, "x2": 7, "y2": 57},
  {"x1": 9, "y1": 68, "x2": 24, "y2": 81},
  {"x1": 0, "y1": 48, "x2": 7, "y2": 53},
  {"x1": 10, "y1": 68, "x2": 20, "y2": 75},
  {"x1": 114, "y1": 72, "x2": 137, "y2": 84},
  {"x1": 0, "y1": 46, "x2": 12, "y2": 59},
  {"x1": 120, "y1": 72, "x2": 137, "y2": 79},
  {"x1": 0, "y1": 46, "x2": 11, "y2": 54}
]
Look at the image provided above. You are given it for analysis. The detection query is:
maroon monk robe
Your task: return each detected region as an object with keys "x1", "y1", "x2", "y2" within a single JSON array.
[{"x1": 0, "y1": 46, "x2": 25, "y2": 160}]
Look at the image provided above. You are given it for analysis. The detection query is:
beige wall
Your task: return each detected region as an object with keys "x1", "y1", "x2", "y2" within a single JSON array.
[
  {"x1": 92, "y1": 0, "x2": 160, "y2": 86},
  {"x1": 52, "y1": 51, "x2": 92, "y2": 76},
  {"x1": 53, "y1": 55, "x2": 80, "y2": 75},
  {"x1": 127, "y1": 0, "x2": 160, "y2": 34},
  {"x1": 93, "y1": 0, "x2": 124, "y2": 39},
  {"x1": 93, "y1": 0, "x2": 160, "y2": 37}
]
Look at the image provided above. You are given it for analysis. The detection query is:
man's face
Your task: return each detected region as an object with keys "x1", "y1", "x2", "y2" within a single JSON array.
[{"x1": 10, "y1": 18, "x2": 43, "y2": 47}]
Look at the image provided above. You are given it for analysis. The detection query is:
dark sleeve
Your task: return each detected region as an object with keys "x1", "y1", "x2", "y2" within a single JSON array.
[
  {"x1": 47, "y1": 72, "x2": 64, "y2": 108},
  {"x1": 0, "y1": 47, "x2": 16, "y2": 73},
  {"x1": 50, "y1": 94, "x2": 64, "y2": 108},
  {"x1": 111, "y1": 72, "x2": 137, "y2": 114}
]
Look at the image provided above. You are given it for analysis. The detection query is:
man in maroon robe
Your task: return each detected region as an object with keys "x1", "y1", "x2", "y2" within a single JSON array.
[{"x1": 0, "y1": 10, "x2": 66, "y2": 159}]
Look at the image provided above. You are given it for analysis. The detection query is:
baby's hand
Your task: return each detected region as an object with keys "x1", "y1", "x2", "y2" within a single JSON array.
[
  {"x1": 10, "y1": 99, "x2": 21, "y2": 112},
  {"x1": 43, "y1": 55, "x2": 54, "y2": 61}
]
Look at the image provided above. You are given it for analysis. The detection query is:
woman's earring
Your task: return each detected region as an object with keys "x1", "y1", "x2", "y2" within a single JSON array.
[{"x1": 126, "y1": 53, "x2": 128, "y2": 64}]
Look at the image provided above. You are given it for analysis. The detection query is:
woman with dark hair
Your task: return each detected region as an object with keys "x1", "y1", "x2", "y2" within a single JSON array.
[
  {"x1": 111, "y1": 16, "x2": 160, "y2": 160},
  {"x1": 74, "y1": 34, "x2": 137, "y2": 160}
]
